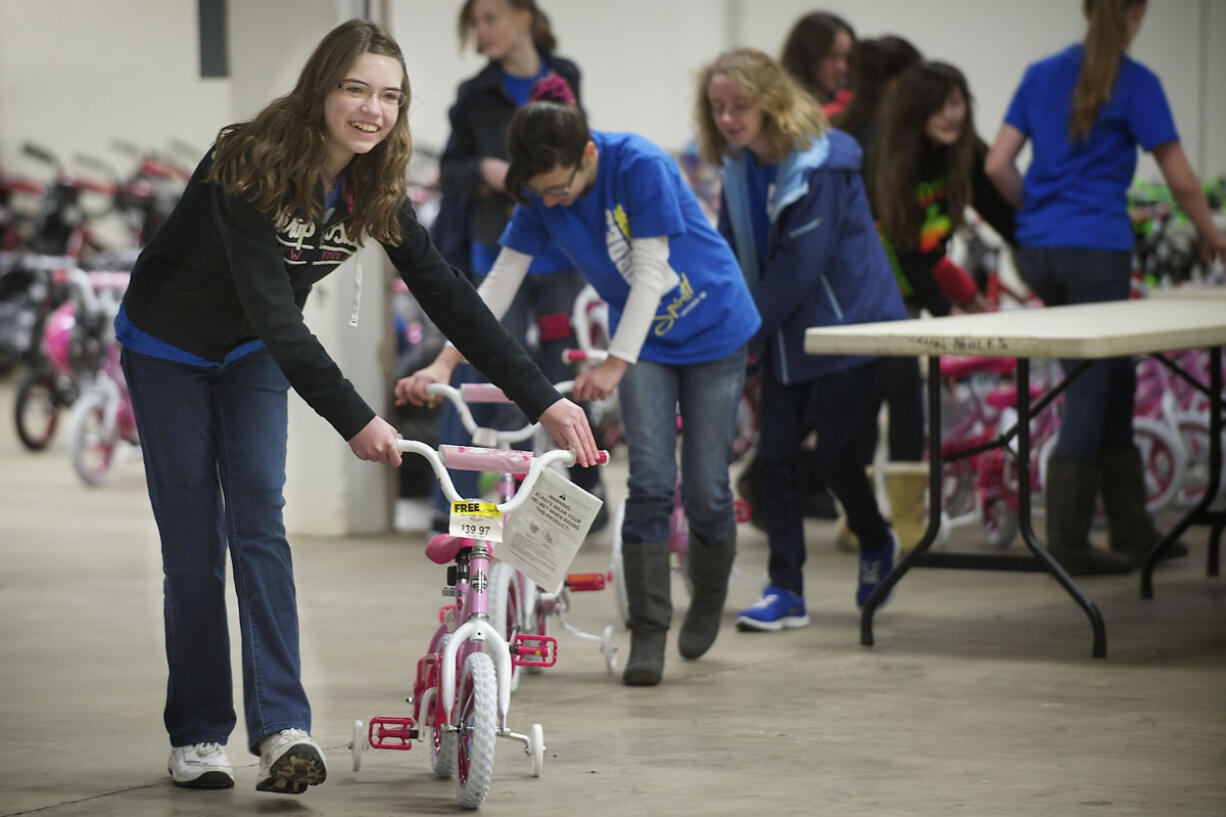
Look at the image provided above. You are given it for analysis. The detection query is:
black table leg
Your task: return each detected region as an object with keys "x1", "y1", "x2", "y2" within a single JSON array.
[
  {"x1": 860, "y1": 355, "x2": 943, "y2": 647},
  {"x1": 1142, "y1": 345, "x2": 1224, "y2": 598}
]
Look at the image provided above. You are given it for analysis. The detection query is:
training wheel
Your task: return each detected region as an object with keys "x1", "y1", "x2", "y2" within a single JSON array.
[
  {"x1": 601, "y1": 624, "x2": 618, "y2": 673},
  {"x1": 530, "y1": 723, "x2": 545, "y2": 777},
  {"x1": 351, "y1": 719, "x2": 366, "y2": 772}
]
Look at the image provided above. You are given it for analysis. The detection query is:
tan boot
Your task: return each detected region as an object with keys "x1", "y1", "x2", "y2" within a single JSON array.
[{"x1": 883, "y1": 462, "x2": 929, "y2": 555}]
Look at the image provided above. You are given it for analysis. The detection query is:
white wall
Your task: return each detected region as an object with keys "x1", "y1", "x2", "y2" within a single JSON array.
[{"x1": 390, "y1": 0, "x2": 1225, "y2": 181}]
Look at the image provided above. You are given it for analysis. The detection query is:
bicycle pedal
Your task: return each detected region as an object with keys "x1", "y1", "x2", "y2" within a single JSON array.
[
  {"x1": 438, "y1": 603, "x2": 458, "y2": 625},
  {"x1": 368, "y1": 716, "x2": 416, "y2": 750},
  {"x1": 511, "y1": 634, "x2": 558, "y2": 668},
  {"x1": 734, "y1": 498, "x2": 753, "y2": 524},
  {"x1": 565, "y1": 572, "x2": 606, "y2": 591}
]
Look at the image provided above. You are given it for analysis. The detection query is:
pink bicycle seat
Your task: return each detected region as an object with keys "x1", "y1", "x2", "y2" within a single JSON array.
[
  {"x1": 425, "y1": 534, "x2": 473, "y2": 565},
  {"x1": 940, "y1": 356, "x2": 1016, "y2": 379},
  {"x1": 985, "y1": 384, "x2": 1043, "y2": 411}
]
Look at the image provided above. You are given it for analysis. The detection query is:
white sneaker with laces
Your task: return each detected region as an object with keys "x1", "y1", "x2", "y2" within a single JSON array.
[
  {"x1": 256, "y1": 728, "x2": 327, "y2": 795},
  {"x1": 167, "y1": 742, "x2": 234, "y2": 789}
]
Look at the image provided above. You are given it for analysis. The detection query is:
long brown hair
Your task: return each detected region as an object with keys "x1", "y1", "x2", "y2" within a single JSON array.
[
  {"x1": 694, "y1": 48, "x2": 829, "y2": 166},
  {"x1": 779, "y1": 11, "x2": 854, "y2": 104},
  {"x1": 833, "y1": 36, "x2": 922, "y2": 143},
  {"x1": 1070, "y1": 0, "x2": 1144, "y2": 140},
  {"x1": 872, "y1": 61, "x2": 976, "y2": 250},
  {"x1": 207, "y1": 19, "x2": 413, "y2": 245},
  {"x1": 458, "y1": 0, "x2": 557, "y2": 54}
]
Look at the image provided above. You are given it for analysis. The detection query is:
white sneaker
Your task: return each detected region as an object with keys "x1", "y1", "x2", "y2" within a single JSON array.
[
  {"x1": 256, "y1": 728, "x2": 327, "y2": 795},
  {"x1": 167, "y1": 743, "x2": 234, "y2": 789}
]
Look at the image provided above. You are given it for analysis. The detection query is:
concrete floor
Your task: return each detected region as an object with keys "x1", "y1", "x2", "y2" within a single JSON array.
[{"x1": 1, "y1": 373, "x2": 1224, "y2": 817}]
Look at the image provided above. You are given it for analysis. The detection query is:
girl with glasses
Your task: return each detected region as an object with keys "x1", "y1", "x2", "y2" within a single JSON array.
[
  {"x1": 401, "y1": 76, "x2": 760, "y2": 687},
  {"x1": 116, "y1": 19, "x2": 596, "y2": 794}
]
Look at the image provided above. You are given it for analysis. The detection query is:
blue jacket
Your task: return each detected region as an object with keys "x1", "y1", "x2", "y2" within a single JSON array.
[{"x1": 718, "y1": 129, "x2": 905, "y2": 384}]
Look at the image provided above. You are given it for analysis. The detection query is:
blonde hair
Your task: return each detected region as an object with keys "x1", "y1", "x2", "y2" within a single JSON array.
[
  {"x1": 694, "y1": 48, "x2": 829, "y2": 166},
  {"x1": 208, "y1": 20, "x2": 412, "y2": 245},
  {"x1": 1071, "y1": 0, "x2": 1144, "y2": 140}
]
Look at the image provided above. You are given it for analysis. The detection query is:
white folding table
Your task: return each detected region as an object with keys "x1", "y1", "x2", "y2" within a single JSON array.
[{"x1": 805, "y1": 299, "x2": 1226, "y2": 657}]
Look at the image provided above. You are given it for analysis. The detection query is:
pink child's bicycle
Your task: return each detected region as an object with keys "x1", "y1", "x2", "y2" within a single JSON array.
[{"x1": 351, "y1": 436, "x2": 607, "y2": 809}]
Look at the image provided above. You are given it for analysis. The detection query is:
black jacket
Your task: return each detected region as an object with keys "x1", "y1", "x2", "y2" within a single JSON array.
[
  {"x1": 438, "y1": 55, "x2": 582, "y2": 249},
  {"x1": 122, "y1": 151, "x2": 560, "y2": 439}
]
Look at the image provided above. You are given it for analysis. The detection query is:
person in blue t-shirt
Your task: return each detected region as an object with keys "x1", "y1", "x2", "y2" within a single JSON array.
[
  {"x1": 430, "y1": 0, "x2": 603, "y2": 528},
  {"x1": 986, "y1": 0, "x2": 1226, "y2": 575},
  {"x1": 400, "y1": 77, "x2": 761, "y2": 687},
  {"x1": 696, "y1": 48, "x2": 907, "y2": 631}
]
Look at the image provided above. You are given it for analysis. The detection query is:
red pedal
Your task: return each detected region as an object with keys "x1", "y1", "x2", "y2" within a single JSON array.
[
  {"x1": 438, "y1": 603, "x2": 458, "y2": 625},
  {"x1": 565, "y1": 572, "x2": 606, "y2": 591},
  {"x1": 734, "y1": 498, "x2": 753, "y2": 524},
  {"x1": 511, "y1": 634, "x2": 558, "y2": 668},
  {"x1": 369, "y1": 717, "x2": 416, "y2": 750}
]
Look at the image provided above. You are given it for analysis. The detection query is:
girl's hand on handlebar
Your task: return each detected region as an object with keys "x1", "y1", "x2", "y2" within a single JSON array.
[
  {"x1": 539, "y1": 398, "x2": 600, "y2": 467},
  {"x1": 396, "y1": 360, "x2": 455, "y2": 408},
  {"x1": 573, "y1": 357, "x2": 627, "y2": 402},
  {"x1": 348, "y1": 416, "x2": 403, "y2": 465}
]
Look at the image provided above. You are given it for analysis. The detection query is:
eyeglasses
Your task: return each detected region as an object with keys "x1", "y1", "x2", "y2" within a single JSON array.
[
  {"x1": 527, "y1": 163, "x2": 582, "y2": 198},
  {"x1": 336, "y1": 80, "x2": 407, "y2": 109}
]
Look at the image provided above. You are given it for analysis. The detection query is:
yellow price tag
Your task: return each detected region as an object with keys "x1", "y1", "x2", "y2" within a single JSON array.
[{"x1": 449, "y1": 500, "x2": 504, "y2": 542}]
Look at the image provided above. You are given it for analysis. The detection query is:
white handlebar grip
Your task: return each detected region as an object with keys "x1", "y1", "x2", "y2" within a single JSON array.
[{"x1": 441, "y1": 445, "x2": 534, "y2": 472}]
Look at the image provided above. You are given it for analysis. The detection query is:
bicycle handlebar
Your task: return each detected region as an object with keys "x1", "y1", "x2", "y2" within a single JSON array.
[
  {"x1": 562, "y1": 348, "x2": 608, "y2": 364},
  {"x1": 426, "y1": 381, "x2": 575, "y2": 444},
  {"x1": 395, "y1": 440, "x2": 607, "y2": 511}
]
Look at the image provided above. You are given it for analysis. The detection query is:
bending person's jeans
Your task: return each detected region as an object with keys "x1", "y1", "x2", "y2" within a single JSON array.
[
  {"x1": 123, "y1": 347, "x2": 310, "y2": 753},
  {"x1": 617, "y1": 347, "x2": 747, "y2": 548}
]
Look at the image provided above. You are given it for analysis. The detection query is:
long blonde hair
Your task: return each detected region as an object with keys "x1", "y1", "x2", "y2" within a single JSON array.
[
  {"x1": 694, "y1": 48, "x2": 829, "y2": 166},
  {"x1": 1070, "y1": 0, "x2": 1144, "y2": 140},
  {"x1": 207, "y1": 19, "x2": 413, "y2": 245}
]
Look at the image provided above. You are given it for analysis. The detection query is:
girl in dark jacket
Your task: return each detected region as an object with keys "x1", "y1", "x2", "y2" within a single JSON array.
[
  {"x1": 117, "y1": 19, "x2": 595, "y2": 794},
  {"x1": 696, "y1": 48, "x2": 906, "y2": 630},
  {"x1": 432, "y1": 0, "x2": 600, "y2": 517}
]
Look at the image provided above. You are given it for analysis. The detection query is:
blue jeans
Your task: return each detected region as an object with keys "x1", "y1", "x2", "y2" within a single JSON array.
[
  {"x1": 1016, "y1": 247, "x2": 1135, "y2": 461},
  {"x1": 758, "y1": 360, "x2": 891, "y2": 594},
  {"x1": 122, "y1": 348, "x2": 309, "y2": 754},
  {"x1": 618, "y1": 346, "x2": 747, "y2": 547},
  {"x1": 432, "y1": 271, "x2": 596, "y2": 513}
]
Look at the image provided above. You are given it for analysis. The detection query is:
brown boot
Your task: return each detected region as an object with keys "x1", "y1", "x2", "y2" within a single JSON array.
[
  {"x1": 621, "y1": 541, "x2": 671, "y2": 686},
  {"x1": 1044, "y1": 456, "x2": 1134, "y2": 575},
  {"x1": 1099, "y1": 446, "x2": 1188, "y2": 564},
  {"x1": 678, "y1": 532, "x2": 736, "y2": 660}
]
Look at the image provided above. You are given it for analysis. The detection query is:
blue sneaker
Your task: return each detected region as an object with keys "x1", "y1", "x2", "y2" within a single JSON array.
[
  {"x1": 856, "y1": 533, "x2": 900, "y2": 609},
  {"x1": 736, "y1": 586, "x2": 809, "y2": 631}
]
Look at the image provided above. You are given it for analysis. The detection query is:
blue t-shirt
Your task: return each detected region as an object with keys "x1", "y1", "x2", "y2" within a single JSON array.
[
  {"x1": 500, "y1": 130, "x2": 760, "y2": 365},
  {"x1": 745, "y1": 154, "x2": 777, "y2": 270},
  {"x1": 1004, "y1": 43, "x2": 1178, "y2": 250}
]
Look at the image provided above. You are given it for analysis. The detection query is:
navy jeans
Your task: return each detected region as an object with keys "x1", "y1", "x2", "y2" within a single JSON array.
[
  {"x1": 758, "y1": 360, "x2": 891, "y2": 594},
  {"x1": 122, "y1": 348, "x2": 309, "y2": 754},
  {"x1": 618, "y1": 346, "x2": 747, "y2": 548},
  {"x1": 1016, "y1": 247, "x2": 1135, "y2": 461}
]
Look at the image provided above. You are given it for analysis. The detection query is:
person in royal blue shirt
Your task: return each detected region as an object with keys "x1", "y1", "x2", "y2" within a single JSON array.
[
  {"x1": 401, "y1": 77, "x2": 761, "y2": 687},
  {"x1": 986, "y1": 0, "x2": 1226, "y2": 575},
  {"x1": 696, "y1": 48, "x2": 906, "y2": 632},
  {"x1": 430, "y1": 0, "x2": 602, "y2": 528}
]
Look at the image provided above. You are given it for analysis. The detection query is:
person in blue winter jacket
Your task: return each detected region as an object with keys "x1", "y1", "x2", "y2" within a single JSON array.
[{"x1": 696, "y1": 47, "x2": 906, "y2": 630}]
